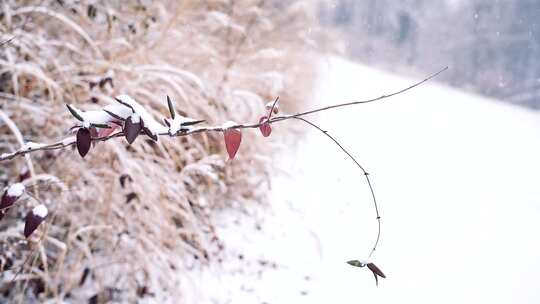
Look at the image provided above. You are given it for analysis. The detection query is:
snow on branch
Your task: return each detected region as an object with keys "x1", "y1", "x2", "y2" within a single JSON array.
[
  {"x1": 0, "y1": 67, "x2": 447, "y2": 162},
  {"x1": 0, "y1": 67, "x2": 447, "y2": 283}
]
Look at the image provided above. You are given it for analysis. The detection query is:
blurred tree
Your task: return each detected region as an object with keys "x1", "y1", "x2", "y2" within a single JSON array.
[{"x1": 319, "y1": 0, "x2": 540, "y2": 109}]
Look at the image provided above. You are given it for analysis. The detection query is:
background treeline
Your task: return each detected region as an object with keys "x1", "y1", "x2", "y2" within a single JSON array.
[{"x1": 319, "y1": 0, "x2": 540, "y2": 109}]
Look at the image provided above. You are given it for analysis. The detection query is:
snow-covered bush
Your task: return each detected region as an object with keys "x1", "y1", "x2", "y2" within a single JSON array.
[{"x1": 0, "y1": 0, "x2": 319, "y2": 301}]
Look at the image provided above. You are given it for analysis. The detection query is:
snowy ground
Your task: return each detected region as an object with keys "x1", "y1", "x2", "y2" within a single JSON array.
[{"x1": 182, "y1": 57, "x2": 540, "y2": 304}]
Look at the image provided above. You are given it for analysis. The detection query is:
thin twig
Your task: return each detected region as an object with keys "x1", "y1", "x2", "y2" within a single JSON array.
[
  {"x1": 1, "y1": 0, "x2": 47, "y2": 49},
  {"x1": 276, "y1": 66, "x2": 448, "y2": 119},
  {"x1": 0, "y1": 37, "x2": 15, "y2": 47},
  {"x1": 0, "y1": 66, "x2": 447, "y2": 162},
  {"x1": 293, "y1": 117, "x2": 381, "y2": 258},
  {"x1": 265, "y1": 96, "x2": 280, "y2": 123}
]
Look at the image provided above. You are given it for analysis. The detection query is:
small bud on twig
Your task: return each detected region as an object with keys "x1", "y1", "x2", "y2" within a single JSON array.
[
  {"x1": 265, "y1": 97, "x2": 280, "y2": 115},
  {"x1": 347, "y1": 260, "x2": 386, "y2": 286}
]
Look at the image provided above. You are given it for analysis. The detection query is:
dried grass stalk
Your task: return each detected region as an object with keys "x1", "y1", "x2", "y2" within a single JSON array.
[{"x1": 0, "y1": 0, "x2": 319, "y2": 301}]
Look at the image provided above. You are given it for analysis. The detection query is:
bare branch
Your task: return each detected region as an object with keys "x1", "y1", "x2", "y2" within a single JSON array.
[
  {"x1": 293, "y1": 117, "x2": 381, "y2": 258},
  {"x1": 0, "y1": 67, "x2": 447, "y2": 162},
  {"x1": 273, "y1": 66, "x2": 448, "y2": 120},
  {"x1": 0, "y1": 37, "x2": 15, "y2": 47}
]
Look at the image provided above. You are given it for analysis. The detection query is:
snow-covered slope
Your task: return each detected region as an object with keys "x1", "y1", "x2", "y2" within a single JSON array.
[{"x1": 182, "y1": 57, "x2": 540, "y2": 304}]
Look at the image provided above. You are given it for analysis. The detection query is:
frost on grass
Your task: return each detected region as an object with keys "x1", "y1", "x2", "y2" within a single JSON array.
[{"x1": 0, "y1": 0, "x2": 318, "y2": 301}]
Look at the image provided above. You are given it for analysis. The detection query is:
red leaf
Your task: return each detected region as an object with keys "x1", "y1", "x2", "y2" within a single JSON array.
[
  {"x1": 89, "y1": 127, "x2": 99, "y2": 138},
  {"x1": 124, "y1": 116, "x2": 142, "y2": 144},
  {"x1": 97, "y1": 124, "x2": 118, "y2": 138},
  {"x1": 259, "y1": 116, "x2": 272, "y2": 137},
  {"x1": 367, "y1": 263, "x2": 386, "y2": 278},
  {"x1": 224, "y1": 128, "x2": 242, "y2": 160},
  {"x1": 76, "y1": 128, "x2": 91, "y2": 157},
  {"x1": 24, "y1": 205, "x2": 48, "y2": 238}
]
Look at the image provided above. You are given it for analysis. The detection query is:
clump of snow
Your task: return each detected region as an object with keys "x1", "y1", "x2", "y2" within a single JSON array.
[
  {"x1": 103, "y1": 103, "x2": 132, "y2": 120},
  {"x1": 222, "y1": 121, "x2": 238, "y2": 129},
  {"x1": 265, "y1": 100, "x2": 280, "y2": 114},
  {"x1": 131, "y1": 113, "x2": 140, "y2": 124},
  {"x1": 115, "y1": 94, "x2": 168, "y2": 135},
  {"x1": 7, "y1": 183, "x2": 25, "y2": 197},
  {"x1": 167, "y1": 117, "x2": 182, "y2": 135},
  {"x1": 80, "y1": 109, "x2": 112, "y2": 124},
  {"x1": 62, "y1": 136, "x2": 76, "y2": 145},
  {"x1": 67, "y1": 103, "x2": 132, "y2": 125},
  {"x1": 167, "y1": 115, "x2": 201, "y2": 135},
  {"x1": 32, "y1": 204, "x2": 48, "y2": 218},
  {"x1": 355, "y1": 259, "x2": 370, "y2": 266},
  {"x1": 23, "y1": 142, "x2": 46, "y2": 150}
]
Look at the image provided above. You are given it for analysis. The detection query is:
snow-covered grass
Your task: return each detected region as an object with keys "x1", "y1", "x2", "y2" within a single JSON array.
[
  {"x1": 183, "y1": 56, "x2": 540, "y2": 303},
  {"x1": 0, "y1": 1, "x2": 320, "y2": 301}
]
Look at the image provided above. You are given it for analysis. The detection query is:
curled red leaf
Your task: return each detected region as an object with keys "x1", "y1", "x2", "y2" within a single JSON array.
[
  {"x1": 89, "y1": 127, "x2": 99, "y2": 138},
  {"x1": 259, "y1": 116, "x2": 272, "y2": 137},
  {"x1": 76, "y1": 128, "x2": 92, "y2": 157},
  {"x1": 97, "y1": 124, "x2": 118, "y2": 138},
  {"x1": 224, "y1": 128, "x2": 242, "y2": 160}
]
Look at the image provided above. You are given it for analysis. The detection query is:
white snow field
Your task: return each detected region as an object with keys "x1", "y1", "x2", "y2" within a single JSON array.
[{"x1": 181, "y1": 57, "x2": 540, "y2": 304}]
